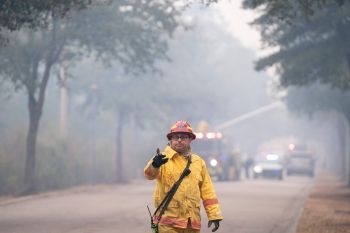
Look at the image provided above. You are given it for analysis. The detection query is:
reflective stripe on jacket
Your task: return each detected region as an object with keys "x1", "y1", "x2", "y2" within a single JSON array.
[{"x1": 144, "y1": 146, "x2": 223, "y2": 230}]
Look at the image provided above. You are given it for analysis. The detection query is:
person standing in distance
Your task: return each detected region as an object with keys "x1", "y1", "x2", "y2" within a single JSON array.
[{"x1": 144, "y1": 120, "x2": 223, "y2": 233}]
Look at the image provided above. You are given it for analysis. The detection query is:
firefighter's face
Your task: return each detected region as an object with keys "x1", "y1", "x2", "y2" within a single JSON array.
[{"x1": 169, "y1": 133, "x2": 192, "y2": 154}]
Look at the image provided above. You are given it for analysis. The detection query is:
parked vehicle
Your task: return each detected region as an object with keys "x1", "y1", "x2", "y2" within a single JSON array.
[
  {"x1": 253, "y1": 153, "x2": 285, "y2": 180},
  {"x1": 286, "y1": 151, "x2": 315, "y2": 177}
]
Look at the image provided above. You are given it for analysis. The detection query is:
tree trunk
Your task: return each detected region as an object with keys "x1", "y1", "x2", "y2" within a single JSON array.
[
  {"x1": 115, "y1": 111, "x2": 125, "y2": 183},
  {"x1": 346, "y1": 116, "x2": 350, "y2": 186},
  {"x1": 337, "y1": 112, "x2": 350, "y2": 186},
  {"x1": 345, "y1": 54, "x2": 350, "y2": 93},
  {"x1": 22, "y1": 44, "x2": 61, "y2": 194},
  {"x1": 21, "y1": 17, "x2": 65, "y2": 194},
  {"x1": 59, "y1": 61, "x2": 69, "y2": 139},
  {"x1": 23, "y1": 94, "x2": 42, "y2": 194}
]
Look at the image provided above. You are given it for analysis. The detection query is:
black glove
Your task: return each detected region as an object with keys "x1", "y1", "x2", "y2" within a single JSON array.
[
  {"x1": 208, "y1": 219, "x2": 221, "y2": 232},
  {"x1": 151, "y1": 148, "x2": 168, "y2": 168}
]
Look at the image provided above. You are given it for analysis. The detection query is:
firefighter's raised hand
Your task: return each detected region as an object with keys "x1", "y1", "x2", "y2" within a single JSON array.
[
  {"x1": 208, "y1": 219, "x2": 221, "y2": 232},
  {"x1": 152, "y1": 148, "x2": 168, "y2": 168}
]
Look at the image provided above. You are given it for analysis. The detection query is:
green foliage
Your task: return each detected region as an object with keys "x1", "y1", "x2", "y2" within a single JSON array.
[
  {"x1": 35, "y1": 131, "x2": 115, "y2": 191},
  {"x1": 0, "y1": 0, "x2": 181, "y2": 91},
  {"x1": 243, "y1": 0, "x2": 350, "y2": 90},
  {"x1": 0, "y1": 128, "x2": 26, "y2": 195},
  {"x1": 242, "y1": 0, "x2": 345, "y2": 24},
  {"x1": 0, "y1": 0, "x2": 91, "y2": 45},
  {"x1": 0, "y1": 124, "x2": 116, "y2": 195}
]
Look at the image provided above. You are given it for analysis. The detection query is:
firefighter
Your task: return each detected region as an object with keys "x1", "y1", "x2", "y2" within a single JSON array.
[
  {"x1": 243, "y1": 154, "x2": 254, "y2": 179},
  {"x1": 144, "y1": 120, "x2": 223, "y2": 233},
  {"x1": 229, "y1": 148, "x2": 242, "y2": 181}
]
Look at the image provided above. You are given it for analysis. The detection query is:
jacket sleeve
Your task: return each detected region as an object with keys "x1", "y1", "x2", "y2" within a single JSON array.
[
  {"x1": 200, "y1": 160, "x2": 223, "y2": 220},
  {"x1": 144, "y1": 157, "x2": 161, "y2": 180}
]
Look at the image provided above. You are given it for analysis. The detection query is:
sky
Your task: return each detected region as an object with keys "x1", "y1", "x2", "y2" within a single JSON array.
[
  {"x1": 207, "y1": 0, "x2": 280, "y2": 92},
  {"x1": 212, "y1": 0, "x2": 262, "y2": 52},
  {"x1": 176, "y1": 0, "x2": 261, "y2": 53},
  {"x1": 182, "y1": 1, "x2": 282, "y2": 98}
]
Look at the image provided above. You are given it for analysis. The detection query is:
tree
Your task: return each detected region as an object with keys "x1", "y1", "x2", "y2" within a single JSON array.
[
  {"x1": 262, "y1": 5, "x2": 350, "y2": 89},
  {"x1": 240, "y1": 0, "x2": 350, "y2": 113},
  {"x1": 0, "y1": 0, "x2": 91, "y2": 45},
  {"x1": 0, "y1": 0, "x2": 180, "y2": 194},
  {"x1": 242, "y1": 1, "x2": 350, "y2": 89},
  {"x1": 242, "y1": 0, "x2": 346, "y2": 24},
  {"x1": 242, "y1": 0, "x2": 350, "y2": 183}
]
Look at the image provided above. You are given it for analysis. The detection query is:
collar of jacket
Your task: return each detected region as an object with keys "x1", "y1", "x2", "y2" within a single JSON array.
[{"x1": 164, "y1": 145, "x2": 200, "y2": 162}]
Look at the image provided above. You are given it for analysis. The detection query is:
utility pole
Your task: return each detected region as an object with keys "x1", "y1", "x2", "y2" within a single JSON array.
[
  {"x1": 337, "y1": 111, "x2": 350, "y2": 185},
  {"x1": 59, "y1": 59, "x2": 69, "y2": 139}
]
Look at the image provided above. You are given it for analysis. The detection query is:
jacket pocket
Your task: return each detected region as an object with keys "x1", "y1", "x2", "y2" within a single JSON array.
[
  {"x1": 165, "y1": 201, "x2": 179, "y2": 218},
  {"x1": 191, "y1": 201, "x2": 201, "y2": 221}
]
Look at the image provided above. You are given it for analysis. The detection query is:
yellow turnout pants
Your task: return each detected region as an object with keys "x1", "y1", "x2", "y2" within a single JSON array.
[{"x1": 158, "y1": 224, "x2": 200, "y2": 233}]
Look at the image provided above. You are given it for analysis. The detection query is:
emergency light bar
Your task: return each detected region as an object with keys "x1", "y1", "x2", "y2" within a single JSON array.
[
  {"x1": 266, "y1": 154, "x2": 279, "y2": 161},
  {"x1": 194, "y1": 132, "x2": 223, "y2": 139}
]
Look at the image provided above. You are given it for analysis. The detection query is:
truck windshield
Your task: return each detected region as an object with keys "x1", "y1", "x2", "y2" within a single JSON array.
[{"x1": 192, "y1": 139, "x2": 222, "y2": 157}]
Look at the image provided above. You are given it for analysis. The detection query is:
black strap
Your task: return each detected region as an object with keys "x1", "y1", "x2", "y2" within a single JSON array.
[{"x1": 153, "y1": 155, "x2": 192, "y2": 222}]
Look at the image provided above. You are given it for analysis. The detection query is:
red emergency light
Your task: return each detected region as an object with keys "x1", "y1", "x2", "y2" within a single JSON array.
[{"x1": 194, "y1": 132, "x2": 223, "y2": 139}]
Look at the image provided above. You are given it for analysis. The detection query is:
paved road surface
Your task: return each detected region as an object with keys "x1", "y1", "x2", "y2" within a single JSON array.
[{"x1": 0, "y1": 176, "x2": 312, "y2": 233}]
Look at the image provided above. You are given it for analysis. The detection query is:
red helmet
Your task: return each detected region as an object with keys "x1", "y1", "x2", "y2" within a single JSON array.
[{"x1": 166, "y1": 120, "x2": 196, "y2": 140}]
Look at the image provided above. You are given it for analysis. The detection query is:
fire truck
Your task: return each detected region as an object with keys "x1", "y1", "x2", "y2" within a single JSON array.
[{"x1": 191, "y1": 128, "x2": 235, "y2": 181}]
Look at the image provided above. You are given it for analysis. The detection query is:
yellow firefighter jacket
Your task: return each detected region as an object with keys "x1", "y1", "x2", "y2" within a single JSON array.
[{"x1": 144, "y1": 146, "x2": 223, "y2": 230}]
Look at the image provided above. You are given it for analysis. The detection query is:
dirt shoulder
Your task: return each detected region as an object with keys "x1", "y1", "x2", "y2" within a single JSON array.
[{"x1": 296, "y1": 172, "x2": 350, "y2": 233}]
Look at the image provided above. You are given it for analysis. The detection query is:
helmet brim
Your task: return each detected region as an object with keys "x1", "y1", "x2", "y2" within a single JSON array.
[{"x1": 166, "y1": 131, "x2": 196, "y2": 140}]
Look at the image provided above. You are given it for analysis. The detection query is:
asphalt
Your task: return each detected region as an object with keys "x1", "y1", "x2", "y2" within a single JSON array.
[{"x1": 295, "y1": 172, "x2": 350, "y2": 233}]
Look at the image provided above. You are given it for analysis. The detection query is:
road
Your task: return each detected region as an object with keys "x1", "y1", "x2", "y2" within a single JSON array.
[{"x1": 0, "y1": 176, "x2": 313, "y2": 233}]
